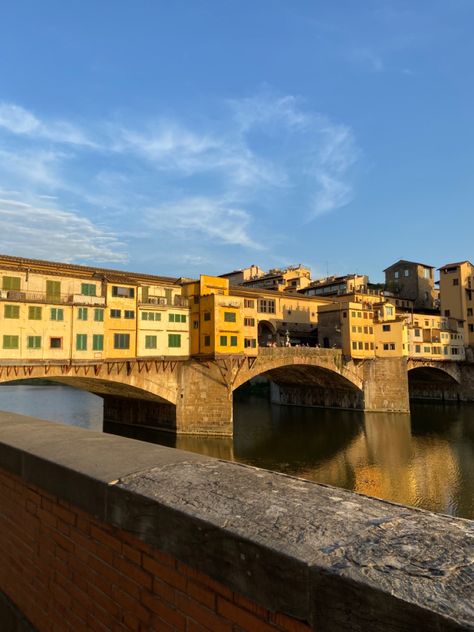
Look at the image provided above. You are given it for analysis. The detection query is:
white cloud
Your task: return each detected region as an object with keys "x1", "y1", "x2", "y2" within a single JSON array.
[
  {"x1": 146, "y1": 197, "x2": 262, "y2": 249},
  {"x1": 0, "y1": 102, "x2": 96, "y2": 147},
  {"x1": 0, "y1": 148, "x2": 63, "y2": 189},
  {"x1": 0, "y1": 197, "x2": 127, "y2": 263}
]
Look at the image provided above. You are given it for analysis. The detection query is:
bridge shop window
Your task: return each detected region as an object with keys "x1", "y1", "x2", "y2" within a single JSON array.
[
  {"x1": 94, "y1": 308, "x2": 104, "y2": 322},
  {"x1": 244, "y1": 299, "x2": 254, "y2": 308},
  {"x1": 110, "y1": 309, "x2": 121, "y2": 318},
  {"x1": 112, "y1": 286, "x2": 135, "y2": 298},
  {"x1": 145, "y1": 335, "x2": 157, "y2": 349},
  {"x1": 50, "y1": 308, "x2": 64, "y2": 321},
  {"x1": 76, "y1": 334, "x2": 87, "y2": 351},
  {"x1": 4, "y1": 304, "x2": 19, "y2": 319},
  {"x1": 169, "y1": 313, "x2": 186, "y2": 323},
  {"x1": 27, "y1": 336, "x2": 41, "y2": 349},
  {"x1": 220, "y1": 335, "x2": 227, "y2": 346},
  {"x1": 50, "y1": 337, "x2": 62, "y2": 349},
  {"x1": 78, "y1": 307, "x2": 88, "y2": 321},
  {"x1": 382, "y1": 324, "x2": 391, "y2": 332},
  {"x1": 224, "y1": 311, "x2": 236, "y2": 323},
  {"x1": 124, "y1": 310, "x2": 135, "y2": 319},
  {"x1": 81, "y1": 283, "x2": 97, "y2": 297},
  {"x1": 230, "y1": 336, "x2": 238, "y2": 347},
  {"x1": 203, "y1": 312, "x2": 211, "y2": 321},
  {"x1": 3, "y1": 335, "x2": 19, "y2": 349},
  {"x1": 244, "y1": 318, "x2": 255, "y2": 327},
  {"x1": 258, "y1": 299, "x2": 275, "y2": 314},
  {"x1": 168, "y1": 334, "x2": 181, "y2": 348},
  {"x1": 28, "y1": 306, "x2": 42, "y2": 320},
  {"x1": 352, "y1": 341, "x2": 357, "y2": 350},
  {"x1": 93, "y1": 335, "x2": 104, "y2": 351},
  {"x1": 2, "y1": 276, "x2": 21, "y2": 291},
  {"x1": 114, "y1": 333, "x2": 130, "y2": 349},
  {"x1": 204, "y1": 335, "x2": 210, "y2": 347},
  {"x1": 244, "y1": 338, "x2": 257, "y2": 348},
  {"x1": 451, "y1": 347, "x2": 460, "y2": 355}
]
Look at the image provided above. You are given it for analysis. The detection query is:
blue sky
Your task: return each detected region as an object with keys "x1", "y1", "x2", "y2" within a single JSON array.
[{"x1": 0, "y1": 1, "x2": 473, "y2": 282}]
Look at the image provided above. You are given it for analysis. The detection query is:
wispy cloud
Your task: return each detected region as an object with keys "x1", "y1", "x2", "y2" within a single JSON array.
[
  {"x1": 0, "y1": 91, "x2": 360, "y2": 271},
  {"x1": 0, "y1": 196, "x2": 127, "y2": 263}
]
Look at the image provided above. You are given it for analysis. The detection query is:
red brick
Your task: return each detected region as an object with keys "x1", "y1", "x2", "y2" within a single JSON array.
[
  {"x1": 217, "y1": 597, "x2": 276, "y2": 632},
  {"x1": 53, "y1": 503, "x2": 77, "y2": 526},
  {"x1": 122, "y1": 542, "x2": 141, "y2": 566},
  {"x1": 234, "y1": 593, "x2": 269, "y2": 621},
  {"x1": 178, "y1": 564, "x2": 233, "y2": 600},
  {"x1": 187, "y1": 580, "x2": 216, "y2": 610},
  {"x1": 114, "y1": 555, "x2": 153, "y2": 590},
  {"x1": 152, "y1": 577, "x2": 177, "y2": 604},
  {"x1": 91, "y1": 524, "x2": 122, "y2": 553},
  {"x1": 271, "y1": 612, "x2": 312, "y2": 632},
  {"x1": 141, "y1": 592, "x2": 186, "y2": 630},
  {"x1": 176, "y1": 593, "x2": 232, "y2": 632},
  {"x1": 143, "y1": 554, "x2": 186, "y2": 591}
]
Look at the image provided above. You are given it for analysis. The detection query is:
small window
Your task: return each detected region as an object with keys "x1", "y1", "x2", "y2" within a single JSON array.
[
  {"x1": 193, "y1": 320, "x2": 199, "y2": 329},
  {"x1": 81, "y1": 283, "x2": 96, "y2": 296},
  {"x1": 114, "y1": 333, "x2": 130, "y2": 349},
  {"x1": 415, "y1": 344, "x2": 421, "y2": 353},
  {"x1": 358, "y1": 341, "x2": 363, "y2": 350},
  {"x1": 244, "y1": 338, "x2": 257, "y2": 348},
  {"x1": 3, "y1": 335, "x2": 19, "y2": 349},
  {"x1": 78, "y1": 307, "x2": 88, "y2": 321},
  {"x1": 168, "y1": 334, "x2": 181, "y2": 348},
  {"x1": 244, "y1": 318, "x2": 255, "y2": 327},
  {"x1": 110, "y1": 309, "x2": 121, "y2": 318},
  {"x1": 224, "y1": 312, "x2": 236, "y2": 323},
  {"x1": 404, "y1": 269, "x2": 409, "y2": 277},
  {"x1": 230, "y1": 336, "x2": 238, "y2": 346},
  {"x1": 169, "y1": 313, "x2": 175, "y2": 322},
  {"x1": 28, "y1": 306, "x2": 42, "y2": 320},
  {"x1": 444, "y1": 310, "x2": 450, "y2": 317},
  {"x1": 453, "y1": 278, "x2": 459, "y2": 286},
  {"x1": 50, "y1": 308, "x2": 64, "y2": 321},
  {"x1": 112, "y1": 286, "x2": 135, "y2": 298},
  {"x1": 204, "y1": 335, "x2": 210, "y2": 346},
  {"x1": 203, "y1": 312, "x2": 211, "y2": 321},
  {"x1": 244, "y1": 299, "x2": 254, "y2": 308},
  {"x1": 4, "y1": 305, "x2": 20, "y2": 319},
  {"x1": 92, "y1": 335, "x2": 104, "y2": 351},
  {"x1": 383, "y1": 343, "x2": 389, "y2": 351},
  {"x1": 94, "y1": 308, "x2": 104, "y2": 322},
  {"x1": 220, "y1": 335, "x2": 227, "y2": 347},
  {"x1": 76, "y1": 334, "x2": 87, "y2": 351},
  {"x1": 27, "y1": 336, "x2": 41, "y2": 349},
  {"x1": 2, "y1": 276, "x2": 21, "y2": 291},
  {"x1": 124, "y1": 310, "x2": 135, "y2": 319},
  {"x1": 145, "y1": 335, "x2": 157, "y2": 349},
  {"x1": 50, "y1": 337, "x2": 62, "y2": 349},
  {"x1": 382, "y1": 324, "x2": 391, "y2": 332}
]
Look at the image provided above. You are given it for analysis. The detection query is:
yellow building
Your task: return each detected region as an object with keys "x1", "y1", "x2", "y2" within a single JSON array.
[
  {"x1": 439, "y1": 261, "x2": 474, "y2": 348},
  {"x1": 238, "y1": 264, "x2": 312, "y2": 292},
  {"x1": 0, "y1": 254, "x2": 188, "y2": 363},
  {"x1": 317, "y1": 301, "x2": 375, "y2": 358}
]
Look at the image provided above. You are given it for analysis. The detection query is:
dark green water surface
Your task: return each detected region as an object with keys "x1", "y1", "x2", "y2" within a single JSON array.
[{"x1": 0, "y1": 384, "x2": 473, "y2": 519}]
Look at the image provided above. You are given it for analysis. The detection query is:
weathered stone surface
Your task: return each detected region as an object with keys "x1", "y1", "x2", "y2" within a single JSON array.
[{"x1": 364, "y1": 357, "x2": 410, "y2": 412}]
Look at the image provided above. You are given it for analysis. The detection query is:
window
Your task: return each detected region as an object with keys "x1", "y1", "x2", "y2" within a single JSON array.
[
  {"x1": 203, "y1": 312, "x2": 211, "y2": 321},
  {"x1": 169, "y1": 313, "x2": 186, "y2": 323},
  {"x1": 3, "y1": 335, "x2": 19, "y2": 349},
  {"x1": 351, "y1": 311, "x2": 356, "y2": 317},
  {"x1": 414, "y1": 328, "x2": 421, "y2": 337},
  {"x1": 244, "y1": 318, "x2": 255, "y2": 327},
  {"x1": 28, "y1": 306, "x2": 42, "y2": 320},
  {"x1": 78, "y1": 307, "x2": 88, "y2": 321},
  {"x1": 444, "y1": 310, "x2": 450, "y2": 317},
  {"x1": 343, "y1": 311, "x2": 347, "y2": 318},
  {"x1": 390, "y1": 343, "x2": 395, "y2": 350},
  {"x1": 351, "y1": 326, "x2": 356, "y2": 333},
  {"x1": 415, "y1": 345, "x2": 421, "y2": 353},
  {"x1": 385, "y1": 306, "x2": 394, "y2": 316},
  {"x1": 112, "y1": 286, "x2": 134, "y2": 298},
  {"x1": 76, "y1": 334, "x2": 87, "y2": 351},
  {"x1": 394, "y1": 271, "x2": 399, "y2": 279},
  {"x1": 110, "y1": 309, "x2": 121, "y2": 318},
  {"x1": 352, "y1": 341, "x2": 357, "y2": 350},
  {"x1": 244, "y1": 299, "x2": 254, "y2": 308},
  {"x1": 364, "y1": 342, "x2": 369, "y2": 350},
  {"x1": 50, "y1": 308, "x2": 64, "y2": 321},
  {"x1": 469, "y1": 324, "x2": 474, "y2": 333},
  {"x1": 93, "y1": 335, "x2": 104, "y2": 351},
  {"x1": 244, "y1": 338, "x2": 256, "y2": 348},
  {"x1": 27, "y1": 336, "x2": 41, "y2": 349},
  {"x1": 453, "y1": 278, "x2": 459, "y2": 286},
  {"x1": 46, "y1": 280, "x2": 61, "y2": 301},
  {"x1": 363, "y1": 326, "x2": 368, "y2": 334},
  {"x1": 369, "y1": 326, "x2": 373, "y2": 334},
  {"x1": 94, "y1": 308, "x2": 104, "y2": 322},
  {"x1": 224, "y1": 312, "x2": 236, "y2": 323},
  {"x1": 124, "y1": 310, "x2": 135, "y2": 319},
  {"x1": 382, "y1": 324, "x2": 391, "y2": 332},
  {"x1": 357, "y1": 312, "x2": 362, "y2": 318},
  {"x1": 4, "y1": 305, "x2": 19, "y2": 319},
  {"x1": 370, "y1": 342, "x2": 374, "y2": 350},
  {"x1": 467, "y1": 308, "x2": 473, "y2": 317},
  {"x1": 423, "y1": 268, "x2": 431, "y2": 279},
  {"x1": 204, "y1": 335, "x2": 210, "y2": 347},
  {"x1": 2, "y1": 276, "x2": 20, "y2": 291},
  {"x1": 114, "y1": 333, "x2": 130, "y2": 349},
  {"x1": 193, "y1": 320, "x2": 199, "y2": 329},
  {"x1": 358, "y1": 342, "x2": 363, "y2": 350},
  {"x1": 258, "y1": 299, "x2": 275, "y2": 314},
  {"x1": 452, "y1": 347, "x2": 459, "y2": 355},
  {"x1": 81, "y1": 283, "x2": 96, "y2": 296},
  {"x1": 50, "y1": 337, "x2": 62, "y2": 349},
  {"x1": 424, "y1": 346, "x2": 430, "y2": 353},
  {"x1": 168, "y1": 334, "x2": 181, "y2": 348},
  {"x1": 220, "y1": 335, "x2": 227, "y2": 346},
  {"x1": 383, "y1": 343, "x2": 389, "y2": 351},
  {"x1": 141, "y1": 311, "x2": 161, "y2": 321},
  {"x1": 230, "y1": 336, "x2": 237, "y2": 347},
  {"x1": 404, "y1": 269, "x2": 409, "y2": 277},
  {"x1": 357, "y1": 326, "x2": 362, "y2": 333},
  {"x1": 145, "y1": 335, "x2": 157, "y2": 349}
]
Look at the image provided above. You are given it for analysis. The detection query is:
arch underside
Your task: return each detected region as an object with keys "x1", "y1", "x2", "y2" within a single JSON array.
[
  {"x1": 408, "y1": 366, "x2": 459, "y2": 384},
  {"x1": 0, "y1": 376, "x2": 175, "y2": 406},
  {"x1": 408, "y1": 366, "x2": 460, "y2": 401}
]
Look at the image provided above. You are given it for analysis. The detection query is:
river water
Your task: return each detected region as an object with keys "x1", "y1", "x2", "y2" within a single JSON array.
[{"x1": 0, "y1": 383, "x2": 473, "y2": 519}]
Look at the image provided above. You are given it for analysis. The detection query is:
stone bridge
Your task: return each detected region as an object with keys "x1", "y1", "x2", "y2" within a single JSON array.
[{"x1": 1, "y1": 349, "x2": 473, "y2": 435}]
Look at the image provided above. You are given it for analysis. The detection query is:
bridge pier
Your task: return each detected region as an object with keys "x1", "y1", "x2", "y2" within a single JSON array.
[{"x1": 362, "y1": 357, "x2": 410, "y2": 413}]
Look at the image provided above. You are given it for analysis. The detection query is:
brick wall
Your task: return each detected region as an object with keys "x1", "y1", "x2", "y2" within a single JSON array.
[{"x1": 0, "y1": 467, "x2": 311, "y2": 632}]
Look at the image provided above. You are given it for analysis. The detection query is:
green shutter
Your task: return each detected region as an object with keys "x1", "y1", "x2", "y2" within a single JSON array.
[
  {"x1": 27, "y1": 336, "x2": 41, "y2": 349},
  {"x1": 4, "y1": 305, "x2": 20, "y2": 319},
  {"x1": 168, "y1": 334, "x2": 181, "y2": 348},
  {"x1": 92, "y1": 335, "x2": 104, "y2": 351},
  {"x1": 3, "y1": 335, "x2": 19, "y2": 349},
  {"x1": 28, "y1": 306, "x2": 42, "y2": 320},
  {"x1": 76, "y1": 334, "x2": 87, "y2": 351},
  {"x1": 46, "y1": 280, "x2": 61, "y2": 301},
  {"x1": 2, "y1": 276, "x2": 21, "y2": 291}
]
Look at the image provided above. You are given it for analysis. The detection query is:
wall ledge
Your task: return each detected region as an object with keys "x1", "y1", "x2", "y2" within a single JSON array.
[{"x1": 0, "y1": 411, "x2": 473, "y2": 631}]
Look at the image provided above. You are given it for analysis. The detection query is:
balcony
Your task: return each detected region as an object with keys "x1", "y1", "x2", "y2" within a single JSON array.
[
  {"x1": 0, "y1": 289, "x2": 105, "y2": 306},
  {"x1": 139, "y1": 295, "x2": 189, "y2": 308}
]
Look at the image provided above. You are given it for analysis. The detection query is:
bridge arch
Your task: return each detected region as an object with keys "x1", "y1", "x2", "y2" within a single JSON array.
[{"x1": 407, "y1": 362, "x2": 461, "y2": 403}]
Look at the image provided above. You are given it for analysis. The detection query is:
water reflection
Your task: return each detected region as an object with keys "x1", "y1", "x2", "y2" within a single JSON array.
[{"x1": 0, "y1": 384, "x2": 473, "y2": 519}]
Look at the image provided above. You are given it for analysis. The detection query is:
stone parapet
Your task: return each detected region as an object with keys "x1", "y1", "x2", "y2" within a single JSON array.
[{"x1": 0, "y1": 411, "x2": 472, "y2": 631}]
